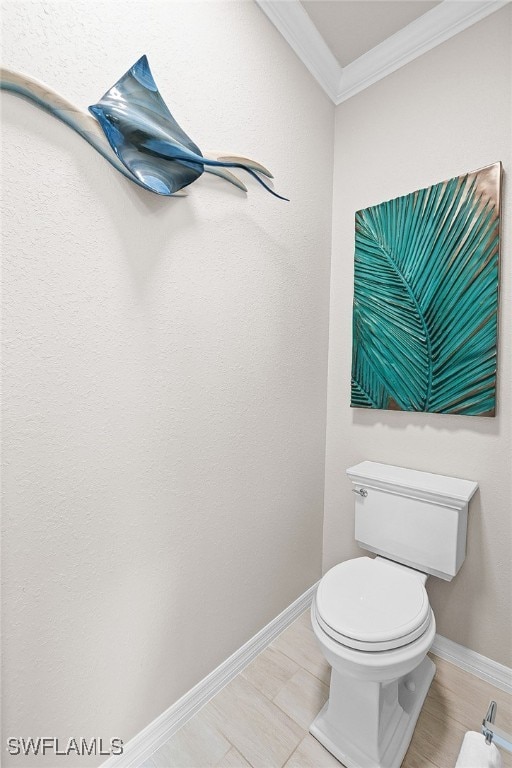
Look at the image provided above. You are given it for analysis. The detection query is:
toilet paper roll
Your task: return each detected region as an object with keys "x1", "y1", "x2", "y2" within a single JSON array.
[{"x1": 455, "y1": 731, "x2": 502, "y2": 768}]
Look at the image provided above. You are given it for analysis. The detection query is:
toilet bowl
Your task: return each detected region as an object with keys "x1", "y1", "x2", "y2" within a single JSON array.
[
  {"x1": 314, "y1": 557, "x2": 435, "y2": 677},
  {"x1": 310, "y1": 557, "x2": 436, "y2": 768},
  {"x1": 309, "y1": 461, "x2": 478, "y2": 768}
]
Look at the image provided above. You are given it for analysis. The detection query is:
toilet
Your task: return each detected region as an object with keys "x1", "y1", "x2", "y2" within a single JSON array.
[{"x1": 310, "y1": 461, "x2": 478, "y2": 768}]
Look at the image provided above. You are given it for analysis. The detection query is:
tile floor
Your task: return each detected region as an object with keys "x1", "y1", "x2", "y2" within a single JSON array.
[{"x1": 140, "y1": 609, "x2": 512, "y2": 768}]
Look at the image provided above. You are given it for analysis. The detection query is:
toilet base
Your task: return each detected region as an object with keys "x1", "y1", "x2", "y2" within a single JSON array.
[{"x1": 310, "y1": 656, "x2": 435, "y2": 768}]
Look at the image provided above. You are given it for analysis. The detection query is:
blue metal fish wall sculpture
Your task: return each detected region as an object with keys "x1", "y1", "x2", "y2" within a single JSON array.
[{"x1": 1, "y1": 56, "x2": 288, "y2": 200}]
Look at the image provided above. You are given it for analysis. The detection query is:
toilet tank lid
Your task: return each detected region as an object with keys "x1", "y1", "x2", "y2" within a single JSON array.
[{"x1": 346, "y1": 461, "x2": 478, "y2": 504}]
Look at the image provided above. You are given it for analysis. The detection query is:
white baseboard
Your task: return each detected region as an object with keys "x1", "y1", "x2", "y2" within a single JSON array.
[
  {"x1": 431, "y1": 634, "x2": 512, "y2": 695},
  {"x1": 102, "y1": 581, "x2": 512, "y2": 768},
  {"x1": 101, "y1": 583, "x2": 318, "y2": 768}
]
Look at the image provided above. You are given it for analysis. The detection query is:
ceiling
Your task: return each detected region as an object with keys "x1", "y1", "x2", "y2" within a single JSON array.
[
  {"x1": 255, "y1": 0, "x2": 508, "y2": 104},
  {"x1": 302, "y1": 1, "x2": 441, "y2": 68}
]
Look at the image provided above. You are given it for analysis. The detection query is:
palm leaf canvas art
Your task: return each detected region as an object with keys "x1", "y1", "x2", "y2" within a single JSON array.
[{"x1": 351, "y1": 162, "x2": 502, "y2": 416}]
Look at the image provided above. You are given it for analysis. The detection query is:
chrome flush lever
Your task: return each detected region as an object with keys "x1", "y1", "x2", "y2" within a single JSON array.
[{"x1": 352, "y1": 488, "x2": 368, "y2": 497}]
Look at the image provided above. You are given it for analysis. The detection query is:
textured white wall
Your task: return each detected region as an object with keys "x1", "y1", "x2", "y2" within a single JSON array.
[
  {"x1": 324, "y1": 7, "x2": 511, "y2": 666},
  {"x1": 1, "y1": 1, "x2": 333, "y2": 762}
]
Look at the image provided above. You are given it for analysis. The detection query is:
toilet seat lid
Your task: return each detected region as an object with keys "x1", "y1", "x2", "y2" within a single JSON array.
[{"x1": 315, "y1": 557, "x2": 430, "y2": 650}]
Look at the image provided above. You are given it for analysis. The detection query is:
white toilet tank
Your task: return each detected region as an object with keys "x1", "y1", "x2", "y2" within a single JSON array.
[{"x1": 347, "y1": 461, "x2": 478, "y2": 580}]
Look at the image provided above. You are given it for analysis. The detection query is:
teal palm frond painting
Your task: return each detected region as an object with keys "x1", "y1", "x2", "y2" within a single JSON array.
[{"x1": 351, "y1": 162, "x2": 502, "y2": 416}]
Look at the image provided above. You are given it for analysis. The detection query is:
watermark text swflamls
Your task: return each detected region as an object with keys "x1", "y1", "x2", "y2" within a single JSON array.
[{"x1": 6, "y1": 737, "x2": 124, "y2": 757}]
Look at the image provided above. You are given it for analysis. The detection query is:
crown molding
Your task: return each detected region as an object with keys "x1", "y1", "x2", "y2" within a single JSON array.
[
  {"x1": 255, "y1": 0, "x2": 342, "y2": 102},
  {"x1": 336, "y1": 1, "x2": 510, "y2": 103},
  {"x1": 255, "y1": 0, "x2": 510, "y2": 106}
]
